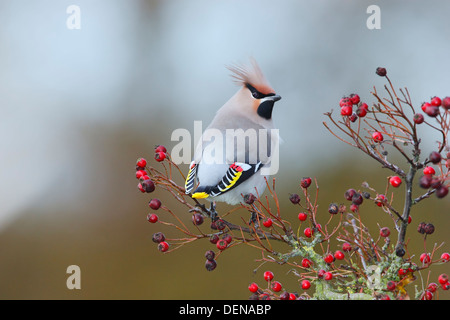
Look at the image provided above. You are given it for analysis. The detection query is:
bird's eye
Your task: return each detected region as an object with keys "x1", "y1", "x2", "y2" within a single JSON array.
[{"x1": 252, "y1": 91, "x2": 260, "y2": 99}]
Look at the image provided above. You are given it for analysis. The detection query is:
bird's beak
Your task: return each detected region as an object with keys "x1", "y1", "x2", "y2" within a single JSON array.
[{"x1": 270, "y1": 95, "x2": 281, "y2": 102}]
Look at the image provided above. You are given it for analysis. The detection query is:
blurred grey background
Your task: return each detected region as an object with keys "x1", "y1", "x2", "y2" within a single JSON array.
[{"x1": 0, "y1": 0, "x2": 449, "y2": 299}]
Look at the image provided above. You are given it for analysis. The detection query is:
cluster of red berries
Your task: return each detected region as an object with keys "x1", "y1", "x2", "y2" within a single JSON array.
[
  {"x1": 417, "y1": 96, "x2": 450, "y2": 119},
  {"x1": 135, "y1": 146, "x2": 168, "y2": 193},
  {"x1": 344, "y1": 188, "x2": 368, "y2": 211},
  {"x1": 248, "y1": 271, "x2": 314, "y2": 300},
  {"x1": 205, "y1": 220, "x2": 233, "y2": 271},
  {"x1": 418, "y1": 152, "x2": 449, "y2": 198},
  {"x1": 338, "y1": 93, "x2": 369, "y2": 122},
  {"x1": 154, "y1": 145, "x2": 167, "y2": 162},
  {"x1": 136, "y1": 158, "x2": 156, "y2": 193},
  {"x1": 323, "y1": 249, "x2": 346, "y2": 264},
  {"x1": 135, "y1": 145, "x2": 173, "y2": 253},
  {"x1": 390, "y1": 267, "x2": 449, "y2": 300},
  {"x1": 147, "y1": 198, "x2": 166, "y2": 252}
]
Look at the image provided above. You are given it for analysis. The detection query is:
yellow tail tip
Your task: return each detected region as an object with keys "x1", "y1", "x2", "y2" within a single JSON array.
[{"x1": 192, "y1": 192, "x2": 209, "y2": 199}]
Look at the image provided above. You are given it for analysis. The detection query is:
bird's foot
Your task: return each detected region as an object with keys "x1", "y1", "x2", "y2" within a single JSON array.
[
  {"x1": 249, "y1": 211, "x2": 262, "y2": 228},
  {"x1": 209, "y1": 202, "x2": 218, "y2": 221}
]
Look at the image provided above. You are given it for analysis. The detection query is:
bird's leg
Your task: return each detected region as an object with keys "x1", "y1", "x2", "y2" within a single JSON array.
[
  {"x1": 191, "y1": 199, "x2": 209, "y2": 216},
  {"x1": 249, "y1": 211, "x2": 261, "y2": 228},
  {"x1": 209, "y1": 201, "x2": 218, "y2": 221}
]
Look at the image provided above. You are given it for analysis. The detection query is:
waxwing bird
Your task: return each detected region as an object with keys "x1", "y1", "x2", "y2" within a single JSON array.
[{"x1": 185, "y1": 59, "x2": 281, "y2": 214}]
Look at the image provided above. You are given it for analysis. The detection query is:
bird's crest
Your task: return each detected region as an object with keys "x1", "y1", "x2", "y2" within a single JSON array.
[{"x1": 227, "y1": 58, "x2": 275, "y2": 95}]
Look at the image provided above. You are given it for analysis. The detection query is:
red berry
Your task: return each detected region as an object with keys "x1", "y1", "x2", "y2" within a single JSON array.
[
  {"x1": 155, "y1": 145, "x2": 167, "y2": 153},
  {"x1": 140, "y1": 179, "x2": 155, "y2": 193},
  {"x1": 342, "y1": 242, "x2": 352, "y2": 252},
  {"x1": 155, "y1": 151, "x2": 166, "y2": 162},
  {"x1": 222, "y1": 234, "x2": 232, "y2": 244},
  {"x1": 408, "y1": 216, "x2": 412, "y2": 224},
  {"x1": 356, "y1": 106, "x2": 367, "y2": 118},
  {"x1": 350, "y1": 203, "x2": 359, "y2": 213},
  {"x1": 341, "y1": 105, "x2": 353, "y2": 116},
  {"x1": 380, "y1": 227, "x2": 390, "y2": 237},
  {"x1": 147, "y1": 213, "x2": 158, "y2": 223},
  {"x1": 298, "y1": 212, "x2": 308, "y2": 221},
  {"x1": 422, "y1": 102, "x2": 431, "y2": 112},
  {"x1": 149, "y1": 198, "x2": 162, "y2": 210},
  {"x1": 262, "y1": 218, "x2": 273, "y2": 228},
  {"x1": 158, "y1": 241, "x2": 169, "y2": 252},
  {"x1": 344, "y1": 189, "x2": 356, "y2": 201},
  {"x1": 360, "y1": 102, "x2": 369, "y2": 110},
  {"x1": 413, "y1": 113, "x2": 424, "y2": 124},
  {"x1": 289, "y1": 293, "x2": 296, "y2": 300},
  {"x1": 140, "y1": 175, "x2": 150, "y2": 181},
  {"x1": 351, "y1": 192, "x2": 363, "y2": 205},
  {"x1": 442, "y1": 283, "x2": 450, "y2": 290},
  {"x1": 205, "y1": 259, "x2": 217, "y2": 271},
  {"x1": 441, "y1": 252, "x2": 450, "y2": 262},
  {"x1": 376, "y1": 67, "x2": 387, "y2": 77},
  {"x1": 429, "y1": 151, "x2": 442, "y2": 164},
  {"x1": 279, "y1": 292, "x2": 290, "y2": 300},
  {"x1": 289, "y1": 193, "x2": 301, "y2": 204},
  {"x1": 209, "y1": 234, "x2": 219, "y2": 244},
  {"x1": 431, "y1": 96, "x2": 442, "y2": 107},
  {"x1": 424, "y1": 105, "x2": 440, "y2": 117},
  {"x1": 419, "y1": 175, "x2": 432, "y2": 188},
  {"x1": 216, "y1": 239, "x2": 228, "y2": 251},
  {"x1": 304, "y1": 227, "x2": 313, "y2": 238},
  {"x1": 324, "y1": 272, "x2": 333, "y2": 281},
  {"x1": 386, "y1": 281, "x2": 396, "y2": 291},
  {"x1": 328, "y1": 203, "x2": 339, "y2": 214},
  {"x1": 421, "y1": 290, "x2": 433, "y2": 300},
  {"x1": 442, "y1": 96, "x2": 450, "y2": 110},
  {"x1": 349, "y1": 113, "x2": 358, "y2": 122},
  {"x1": 436, "y1": 185, "x2": 448, "y2": 198},
  {"x1": 301, "y1": 258, "x2": 312, "y2": 268},
  {"x1": 264, "y1": 271, "x2": 274, "y2": 281},
  {"x1": 438, "y1": 273, "x2": 448, "y2": 285},
  {"x1": 324, "y1": 254, "x2": 334, "y2": 264},
  {"x1": 398, "y1": 269, "x2": 406, "y2": 276},
  {"x1": 420, "y1": 253, "x2": 431, "y2": 264},
  {"x1": 136, "y1": 157, "x2": 147, "y2": 168},
  {"x1": 372, "y1": 131, "x2": 383, "y2": 142},
  {"x1": 339, "y1": 97, "x2": 352, "y2": 107},
  {"x1": 137, "y1": 183, "x2": 145, "y2": 193},
  {"x1": 334, "y1": 250, "x2": 345, "y2": 260},
  {"x1": 427, "y1": 283, "x2": 438, "y2": 293},
  {"x1": 192, "y1": 213, "x2": 204, "y2": 226},
  {"x1": 152, "y1": 232, "x2": 165, "y2": 244},
  {"x1": 271, "y1": 281, "x2": 282, "y2": 292},
  {"x1": 317, "y1": 269, "x2": 326, "y2": 278},
  {"x1": 248, "y1": 282, "x2": 259, "y2": 293},
  {"x1": 389, "y1": 176, "x2": 402, "y2": 188},
  {"x1": 136, "y1": 170, "x2": 147, "y2": 179},
  {"x1": 423, "y1": 166, "x2": 435, "y2": 175},
  {"x1": 205, "y1": 250, "x2": 215, "y2": 261},
  {"x1": 301, "y1": 280, "x2": 311, "y2": 290},
  {"x1": 375, "y1": 194, "x2": 386, "y2": 207},
  {"x1": 300, "y1": 177, "x2": 312, "y2": 188},
  {"x1": 350, "y1": 93, "x2": 360, "y2": 105},
  {"x1": 211, "y1": 219, "x2": 226, "y2": 231}
]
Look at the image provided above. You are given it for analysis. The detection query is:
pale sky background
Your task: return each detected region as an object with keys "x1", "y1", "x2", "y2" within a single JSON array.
[{"x1": 0, "y1": 0, "x2": 449, "y2": 300}]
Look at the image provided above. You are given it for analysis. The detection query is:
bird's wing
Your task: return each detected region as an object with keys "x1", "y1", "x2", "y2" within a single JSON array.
[{"x1": 191, "y1": 161, "x2": 263, "y2": 199}]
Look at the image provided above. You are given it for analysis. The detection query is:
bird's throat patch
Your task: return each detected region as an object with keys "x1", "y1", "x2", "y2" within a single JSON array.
[{"x1": 257, "y1": 100, "x2": 274, "y2": 120}]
